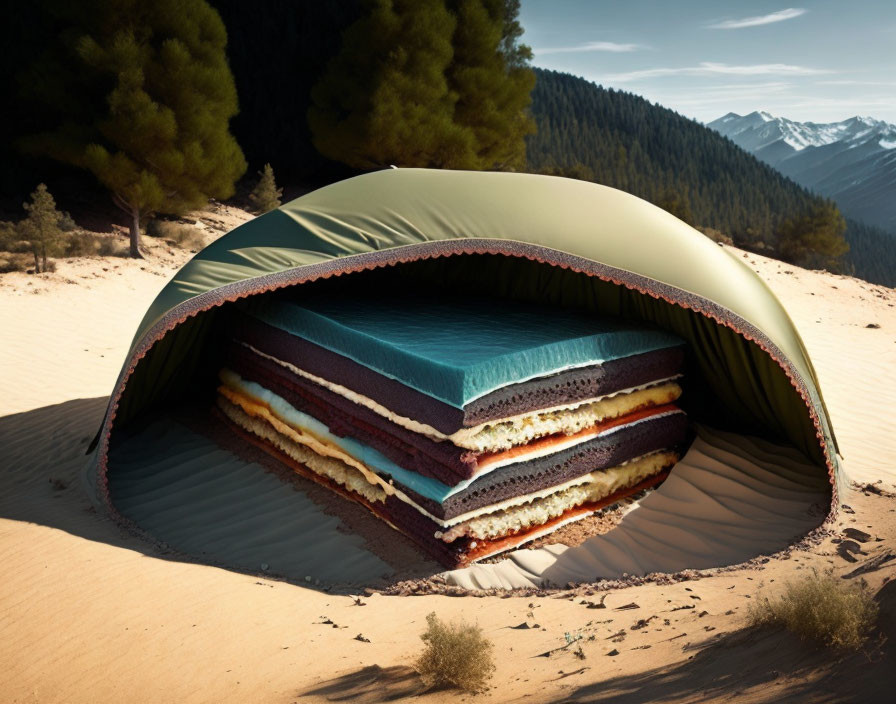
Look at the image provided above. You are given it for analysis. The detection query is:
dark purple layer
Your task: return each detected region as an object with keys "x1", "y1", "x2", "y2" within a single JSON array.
[
  {"x1": 226, "y1": 342, "x2": 479, "y2": 484},
  {"x1": 227, "y1": 309, "x2": 684, "y2": 434}
]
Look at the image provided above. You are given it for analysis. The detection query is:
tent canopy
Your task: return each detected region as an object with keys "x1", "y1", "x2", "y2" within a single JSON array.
[{"x1": 93, "y1": 168, "x2": 840, "y2": 526}]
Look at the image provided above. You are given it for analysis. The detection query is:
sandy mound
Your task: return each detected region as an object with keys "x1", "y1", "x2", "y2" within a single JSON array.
[{"x1": 1, "y1": 237, "x2": 894, "y2": 703}]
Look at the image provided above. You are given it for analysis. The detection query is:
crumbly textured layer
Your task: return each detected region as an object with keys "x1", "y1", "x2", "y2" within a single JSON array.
[
  {"x1": 453, "y1": 383, "x2": 682, "y2": 452},
  {"x1": 216, "y1": 395, "x2": 387, "y2": 504},
  {"x1": 437, "y1": 451, "x2": 677, "y2": 543}
]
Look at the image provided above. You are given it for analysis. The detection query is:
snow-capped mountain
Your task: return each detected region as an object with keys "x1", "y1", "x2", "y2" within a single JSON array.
[{"x1": 708, "y1": 111, "x2": 896, "y2": 233}]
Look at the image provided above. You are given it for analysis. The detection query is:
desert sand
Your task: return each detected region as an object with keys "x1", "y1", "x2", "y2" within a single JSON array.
[{"x1": 1, "y1": 216, "x2": 894, "y2": 702}]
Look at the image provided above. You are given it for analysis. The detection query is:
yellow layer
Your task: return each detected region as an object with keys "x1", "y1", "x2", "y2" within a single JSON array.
[{"x1": 217, "y1": 395, "x2": 387, "y2": 504}]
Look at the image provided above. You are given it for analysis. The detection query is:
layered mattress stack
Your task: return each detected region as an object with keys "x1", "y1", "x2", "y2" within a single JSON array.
[{"x1": 214, "y1": 293, "x2": 689, "y2": 567}]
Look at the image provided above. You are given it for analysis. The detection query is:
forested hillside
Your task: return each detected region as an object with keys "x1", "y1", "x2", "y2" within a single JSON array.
[
  {"x1": 841, "y1": 219, "x2": 896, "y2": 287},
  {"x1": 527, "y1": 69, "x2": 894, "y2": 286},
  {"x1": 1, "y1": 3, "x2": 891, "y2": 285}
]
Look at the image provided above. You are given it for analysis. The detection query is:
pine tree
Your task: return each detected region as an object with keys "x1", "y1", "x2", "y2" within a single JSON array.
[
  {"x1": 656, "y1": 188, "x2": 694, "y2": 225},
  {"x1": 497, "y1": 0, "x2": 533, "y2": 69},
  {"x1": 446, "y1": 0, "x2": 535, "y2": 170},
  {"x1": 249, "y1": 163, "x2": 283, "y2": 214},
  {"x1": 19, "y1": 184, "x2": 64, "y2": 273},
  {"x1": 17, "y1": 0, "x2": 246, "y2": 258},
  {"x1": 776, "y1": 201, "x2": 849, "y2": 269},
  {"x1": 309, "y1": 0, "x2": 477, "y2": 169}
]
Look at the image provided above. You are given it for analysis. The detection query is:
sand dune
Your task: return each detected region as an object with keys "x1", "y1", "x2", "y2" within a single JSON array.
[{"x1": 1, "y1": 239, "x2": 894, "y2": 703}]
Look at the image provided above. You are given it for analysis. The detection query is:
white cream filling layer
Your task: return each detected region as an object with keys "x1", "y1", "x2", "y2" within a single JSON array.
[
  {"x1": 218, "y1": 374, "x2": 676, "y2": 530},
  {"x1": 241, "y1": 342, "x2": 681, "y2": 452}
]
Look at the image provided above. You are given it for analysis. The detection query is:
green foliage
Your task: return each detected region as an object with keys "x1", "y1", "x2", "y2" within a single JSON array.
[
  {"x1": 656, "y1": 188, "x2": 694, "y2": 225},
  {"x1": 309, "y1": 0, "x2": 534, "y2": 170},
  {"x1": 776, "y1": 201, "x2": 849, "y2": 269},
  {"x1": 748, "y1": 570, "x2": 879, "y2": 651},
  {"x1": 19, "y1": 184, "x2": 66, "y2": 273},
  {"x1": 842, "y1": 219, "x2": 896, "y2": 287},
  {"x1": 310, "y1": 0, "x2": 472, "y2": 169},
  {"x1": 537, "y1": 162, "x2": 594, "y2": 181},
  {"x1": 17, "y1": 0, "x2": 246, "y2": 257},
  {"x1": 0, "y1": 221, "x2": 18, "y2": 251},
  {"x1": 414, "y1": 612, "x2": 495, "y2": 692},
  {"x1": 446, "y1": 0, "x2": 535, "y2": 170},
  {"x1": 249, "y1": 164, "x2": 283, "y2": 214},
  {"x1": 497, "y1": 0, "x2": 532, "y2": 69}
]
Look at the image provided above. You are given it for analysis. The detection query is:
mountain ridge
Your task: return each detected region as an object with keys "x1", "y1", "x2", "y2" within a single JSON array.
[
  {"x1": 527, "y1": 69, "x2": 895, "y2": 287},
  {"x1": 708, "y1": 111, "x2": 896, "y2": 234}
]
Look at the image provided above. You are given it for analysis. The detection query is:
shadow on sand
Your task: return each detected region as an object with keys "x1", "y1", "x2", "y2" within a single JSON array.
[
  {"x1": 558, "y1": 580, "x2": 894, "y2": 703},
  {"x1": 0, "y1": 398, "x2": 119, "y2": 545},
  {"x1": 302, "y1": 665, "x2": 430, "y2": 702},
  {"x1": 0, "y1": 398, "x2": 445, "y2": 592},
  {"x1": 300, "y1": 582, "x2": 895, "y2": 703}
]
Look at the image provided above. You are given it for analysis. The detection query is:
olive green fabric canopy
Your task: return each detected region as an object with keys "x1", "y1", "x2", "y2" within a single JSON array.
[{"x1": 93, "y1": 168, "x2": 840, "y2": 516}]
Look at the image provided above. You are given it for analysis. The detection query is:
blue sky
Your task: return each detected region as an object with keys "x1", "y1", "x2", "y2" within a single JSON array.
[{"x1": 520, "y1": 1, "x2": 896, "y2": 124}]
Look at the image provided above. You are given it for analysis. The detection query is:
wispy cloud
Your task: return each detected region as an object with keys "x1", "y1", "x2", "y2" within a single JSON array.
[
  {"x1": 816, "y1": 80, "x2": 896, "y2": 87},
  {"x1": 534, "y1": 41, "x2": 644, "y2": 55},
  {"x1": 665, "y1": 82, "x2": 794, "y2": 101},
  {"x1": 605, "y1": 62, "x2": 833, "y2": 82},
  {"x1": 706, "y1": 8, "x2": 807, "y2": 30}
]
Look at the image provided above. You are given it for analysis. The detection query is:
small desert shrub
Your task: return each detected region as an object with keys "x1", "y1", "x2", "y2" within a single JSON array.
[
  {"x1": 700, "y1": 227, "x2": 734, "y2": 246},
  {"x1": 65, "y1": 232, "x2": 129, "y2": 258},
  {"x1": 98, "y1": 238, "x2": 129, "y2": 257},
  {"x1": 414, "y1": 612, "x2": 495, "y2": 692},
  {"x1": 66, "y1": 231, "x2": 102, "y2": 256},
  {"x1": 150, "y1": 220, "x2": 206, "y2": 250},
  {"x1": 0, "y1": 252, "x2": 32, "y2": 273},
  {"x1": 145, "y1": 218, "x2": 168, "y2": 238},
  {"x1": 249, "y1": 163, "x2": 283, "y2": 213},
  {"x1": 748, "y1": 570, "x2": 878, "y2": 650}
]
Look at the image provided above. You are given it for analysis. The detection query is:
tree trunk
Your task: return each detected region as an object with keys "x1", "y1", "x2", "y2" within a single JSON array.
[
  {"x1": 129, "y1": 207, "x2": 144, "y2": 259},
  {"x1": 32, "y1": 249, "x2": 40, "y2": 273}
]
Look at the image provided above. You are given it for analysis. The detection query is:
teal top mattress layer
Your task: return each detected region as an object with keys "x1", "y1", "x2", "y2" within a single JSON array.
[{"x1": 241, "y1": 293, "x2": 684, "y2": 409}]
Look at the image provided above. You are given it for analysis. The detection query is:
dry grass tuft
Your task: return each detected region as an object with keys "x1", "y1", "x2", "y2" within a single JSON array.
[
  {"x1": 748, "y1": 569, "x2": 879, "y2": 650},
  {"x1": 149, "y1": 220, "x2": 206, "y2": 251},
  {"x1": 414, "y1": 612, "x2": 495, "y2": 692},
  {"x1": 65, "y1": 232, "x2": 129, "y2": 258}
]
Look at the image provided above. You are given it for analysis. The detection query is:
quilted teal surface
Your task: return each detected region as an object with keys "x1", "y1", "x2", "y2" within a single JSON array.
[{"x1": 241, "y1": 293, "x2": 683, "y2": 408}]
